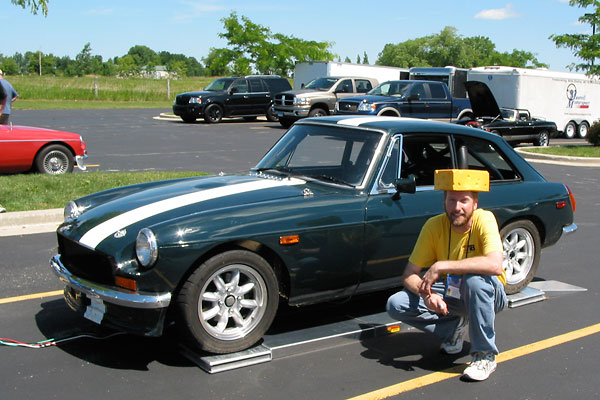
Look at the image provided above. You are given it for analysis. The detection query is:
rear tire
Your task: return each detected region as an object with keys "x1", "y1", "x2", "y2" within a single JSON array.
[
  {"x1": 533, "y1": 130, "x2": 550, "y2": 146},
  {"x1": 577, "y1": 121, "x2": 589, "y2": 138},
  {"x1": 176, "y1": 250, "x2": 279, "y2": 354},
  {"x1": 501, "y1": 220, "x2": 541, "y2": 295},
  {"x1": 279, "y1": 117, "x2": 294, "y2": 129}
]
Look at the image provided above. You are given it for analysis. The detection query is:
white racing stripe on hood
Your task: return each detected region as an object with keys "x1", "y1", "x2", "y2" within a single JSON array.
[
  {"x1": 79, "y1": 178, "x2": 305, "y2": 249},
  {"x1": 337, "y1": 116, "x2": 399, "y2": 126}
]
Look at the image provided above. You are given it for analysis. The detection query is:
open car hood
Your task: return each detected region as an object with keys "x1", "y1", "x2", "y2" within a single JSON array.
[{"x1": 464, "y1": 81, "x2": 502, "y2": 118}]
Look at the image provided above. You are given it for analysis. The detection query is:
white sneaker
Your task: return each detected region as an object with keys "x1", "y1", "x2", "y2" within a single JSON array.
[
  {"x1": 462, "y1": 352, "x2": 497, "y2": 381},
  {"x1": 440, "y1": 316, "x2": 468, "y2": 354},
  {"x1": 0, "y1": 204, "x2": 6, "y2": 213}
]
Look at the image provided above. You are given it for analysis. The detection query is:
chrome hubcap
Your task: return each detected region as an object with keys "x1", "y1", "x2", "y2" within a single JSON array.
[{"x1": 503, "y1": 227, "x2": 534, "y2": 285}]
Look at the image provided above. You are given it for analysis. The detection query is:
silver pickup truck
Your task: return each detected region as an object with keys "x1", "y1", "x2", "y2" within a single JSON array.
[{"x1": 273, "y1": 76, "x2": 378, "y2": 128}]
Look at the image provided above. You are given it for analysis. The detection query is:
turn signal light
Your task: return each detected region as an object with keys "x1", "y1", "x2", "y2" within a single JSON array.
[
  {"x1": 387, "y1": 325, "x2": 401, "y2": 333},
  {"x1": 566, "y1": 185, "x2": 576, "y2": 212},
  {"x1": 279, "y1": 235, "x2": 300, "y2": 245},
  {"x1": 115, "y1": 276, "x2": 137, "y2": 291}
]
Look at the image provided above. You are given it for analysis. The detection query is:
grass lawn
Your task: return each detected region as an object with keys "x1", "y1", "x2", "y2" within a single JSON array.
[{"x1": 520, "y1": 145, "x2": 600, "y2": 158}]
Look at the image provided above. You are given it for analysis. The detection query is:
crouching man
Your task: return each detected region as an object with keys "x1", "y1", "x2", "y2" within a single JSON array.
[{"x1": 386, "y1": 169, "x2": 507, "y2": 381}]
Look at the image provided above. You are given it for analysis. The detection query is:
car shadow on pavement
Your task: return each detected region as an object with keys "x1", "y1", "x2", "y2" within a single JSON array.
[{"x1": 35, "y1": 299, "x2": 194, "y2": 371}]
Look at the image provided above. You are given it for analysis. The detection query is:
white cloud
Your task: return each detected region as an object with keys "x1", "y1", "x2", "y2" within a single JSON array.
[
  {"x1": 475, "y1": 3, "x2": 522, "y2": 20},
  {"x1": 172, "y1": 0, "x2": 225, "y2": 22}
]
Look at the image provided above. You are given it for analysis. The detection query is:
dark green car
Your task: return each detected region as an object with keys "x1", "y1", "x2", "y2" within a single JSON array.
[{"x1": 50, "y1": 116, "x2": 577, "y2": 354}]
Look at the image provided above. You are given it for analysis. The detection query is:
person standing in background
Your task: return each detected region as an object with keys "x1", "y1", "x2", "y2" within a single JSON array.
[{"x1": 0, "y1": 69, "x2": 19, "y2": 125}]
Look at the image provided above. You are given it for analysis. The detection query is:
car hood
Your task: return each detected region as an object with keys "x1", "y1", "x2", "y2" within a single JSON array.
[
  {"x1": 59, "y1": 174, "x2": 313, "y2": 250},
  {"x1": 179, "y1": 90, "x2": 224, "y2": 97},
  {"x1": 464, "y1": 81, "x2": 502, "y2": 118},
  {"x1": 0, "y1": 125, "x2": 82, "y2": 140}
]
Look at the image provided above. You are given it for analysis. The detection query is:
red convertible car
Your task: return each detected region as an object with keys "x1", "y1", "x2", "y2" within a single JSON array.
[{"x1": 0, "y1": 124, "x2": 87, "y2": 174}]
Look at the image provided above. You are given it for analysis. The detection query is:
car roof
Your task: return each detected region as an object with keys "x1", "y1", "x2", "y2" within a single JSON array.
[{"x1": 296, "y1": 115, "x2": 499, "y2": 139}]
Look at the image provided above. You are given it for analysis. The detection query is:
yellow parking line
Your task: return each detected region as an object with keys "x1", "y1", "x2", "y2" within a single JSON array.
[
  {"x1": 0, "y1": 290, "x2": 63, "y2": 305},
  {"x1": 347, "y1": 323, "x2": 600, "y2": 400}
]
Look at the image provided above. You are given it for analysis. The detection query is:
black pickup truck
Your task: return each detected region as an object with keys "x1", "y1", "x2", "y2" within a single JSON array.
[{"x1": 459, "y1": 81, "x2": 559, "y2": 146}]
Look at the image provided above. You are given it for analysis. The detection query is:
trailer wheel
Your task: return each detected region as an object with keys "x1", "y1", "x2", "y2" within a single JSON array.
[
  {"x1": 577, "y1": 121, "x2": 589, "y2": 138},
  {"x1": 533, "y1": 130, "x2": 550, "y2": 147},
  {"x1": 564, "y1": 121, "x2": 577, "y2": 139}
]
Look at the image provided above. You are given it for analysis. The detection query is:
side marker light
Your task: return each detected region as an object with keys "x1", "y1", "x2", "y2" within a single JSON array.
[{"x1": 280, "y1": 235, "x2": 300, "y2": 245}]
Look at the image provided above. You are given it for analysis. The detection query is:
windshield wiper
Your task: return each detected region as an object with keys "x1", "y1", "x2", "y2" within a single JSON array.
[
  {"x1": 310, "y1": 174, "x2": 355, "y2": 187},
  {"x1": 252, "y1": 166, "x2": 293, "y2": 175}
]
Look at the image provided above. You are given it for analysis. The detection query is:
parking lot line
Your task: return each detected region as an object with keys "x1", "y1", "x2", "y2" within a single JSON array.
[
  {"x1": 346, "y1": 322, "x2": 600, "y2": 400},
  {"x1": 0, "y1": 290, "x2": 63, "y2": 305}
]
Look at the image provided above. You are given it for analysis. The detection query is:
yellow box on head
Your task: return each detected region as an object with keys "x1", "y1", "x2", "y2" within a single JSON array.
[{"x1": 434, "y1": 169, "x2": 490, "y2": 192}]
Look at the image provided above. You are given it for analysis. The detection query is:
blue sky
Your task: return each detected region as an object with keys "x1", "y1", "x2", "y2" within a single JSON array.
[{"x1": 1, "y1": 1, "x2": 594, "y2": 72}]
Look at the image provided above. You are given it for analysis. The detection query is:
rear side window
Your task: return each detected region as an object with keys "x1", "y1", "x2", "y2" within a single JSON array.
[
  {"x1": 355, "y1": 79, "x2": 373, "y2": 93},
  {"x1": 263, "y1": 78, "x2": 292, "y2": 93},
  {"x1": 454, "y1": 136, "x2": 520, "y2": 181},
  {"x1": 249, "y1": 79, "x2": 266, "y2": 93},
  {"x1": 400, "y1": 135, "x2": 453, "y2": 186}
]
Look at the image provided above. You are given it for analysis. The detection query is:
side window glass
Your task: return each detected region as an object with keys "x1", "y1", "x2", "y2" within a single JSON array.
[
  {"x1": 429, "y1": 83, "x2": 447, "y2": 99},
  {"x1": 411, "y1": 84, "x2": 426, "y2": 99},
  {"x1": 400, "y1": 135, "x2": 453, "y2": 186},
  {"x1": 454, "y1": 136, "x2": 520, "y2": 181},
  {"x1": 356, "y1": 79, "x2": 373, "y2": 93},
  {"x1": 230, "y1": 79, "x2": 249, "y2": 94},
  {"x1": 336, "y1": 79, "x2": 353, "y2": 93},
  {"x1": 249, "y1": 79, "x2": 265, "y2": 93},
  {"x1": 379, "y1": 137, "x2": 401, "y2": 188}
]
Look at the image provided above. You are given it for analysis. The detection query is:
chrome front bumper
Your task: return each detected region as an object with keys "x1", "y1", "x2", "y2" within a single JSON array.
[
  {"x1": 75, "y1": 154, "x2": 87, "y2": 171},
  {"x1": 50, "y1": 254, "x2": 171, "y2": 309}
]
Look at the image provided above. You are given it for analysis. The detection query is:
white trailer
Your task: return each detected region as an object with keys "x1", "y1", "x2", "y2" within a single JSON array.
[
  {"x1": 293, "y1": 61, "x2": 408, "y2": 90},
  {"x1": 467, "y1": 66, "x2": 600, "y2": 138}
]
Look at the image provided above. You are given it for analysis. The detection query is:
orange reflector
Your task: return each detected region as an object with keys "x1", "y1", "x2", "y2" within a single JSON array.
[
  {"x1": 115, "y1": 276, "x2": 137, "y2": 291},
  {"x1": 279, "y1": 235, "x2": 300, "y2": 245},
  {"x1": 387, "y1": 325, "x2": 401, "y2": 333}
]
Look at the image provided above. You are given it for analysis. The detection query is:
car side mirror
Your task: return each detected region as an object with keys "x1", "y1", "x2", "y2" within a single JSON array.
[
  {"x1": 392, "y1": 175, "x2": 416, "y2": 200},
  {"x1": 229, "y1": 87, "x2": 239, "y2": 94}
]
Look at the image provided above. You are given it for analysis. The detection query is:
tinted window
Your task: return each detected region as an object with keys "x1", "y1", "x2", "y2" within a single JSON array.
[
  {"x1": 249, "y1": 79, "x2": 266, "y2": 93},
  {"x1": 263, "y1": 78, "x2": 292, "y2": 93},
  {"x1": 231, "y1": 79, "x2": 249, "y2": 93},
  {"x1": 336, "y1": 79, "x2": 353, "y2": 93},
  {"x1": 429, "y1": 83, "x2": 447, "y2": 99}
]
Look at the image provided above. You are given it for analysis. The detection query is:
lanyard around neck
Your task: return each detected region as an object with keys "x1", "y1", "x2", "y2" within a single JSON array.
[{"x1": 448, "y1": 221, "x2": 472, "y2": 260}]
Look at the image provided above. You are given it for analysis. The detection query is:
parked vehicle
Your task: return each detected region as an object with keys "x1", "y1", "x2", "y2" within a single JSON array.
[
  {"x1": 467, "y1": 66, "x2": 600, "y2": 139},
  {"x1": 409, "y1": 66, "x2": 468, "y2": 98},
  {"x1": 293, "y1": 61, "x2": 408, "y2": 90},
  {"x1": 273, "y1": 76, "x2": 379, "y2": 128},
  {"x1": 0, "y1": 124, "x2": 87, "y2": 174},
  {"x1": 172, "y1": 75, "x2": 291, "y2": 123},
  {"x1": 51, "y1": 116, "x2": 576, "y2": 355},
  {"x1": 459, "y1": 81, "x2": 559, "y2": 146},
  {"x1": 335, "y1": 80, "x2": 473, "y2": 121}
]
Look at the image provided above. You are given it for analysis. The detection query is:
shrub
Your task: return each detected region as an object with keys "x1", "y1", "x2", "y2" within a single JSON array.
[{"x1": 587, "y1": 121, "x2": 600, "y2": 146}]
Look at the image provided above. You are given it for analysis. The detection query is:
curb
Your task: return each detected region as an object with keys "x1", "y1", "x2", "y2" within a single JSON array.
[
  {"x1": 515, "y1": 147, "x2": 600, "y2": 167},
  {"x1": 0, "y1": 208, "x2": 63, "y2": 237}
]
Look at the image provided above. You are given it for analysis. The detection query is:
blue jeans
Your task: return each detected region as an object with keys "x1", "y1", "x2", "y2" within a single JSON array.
[{"x1": 386, "y1": 274, "x2": 507, "y2": 355}]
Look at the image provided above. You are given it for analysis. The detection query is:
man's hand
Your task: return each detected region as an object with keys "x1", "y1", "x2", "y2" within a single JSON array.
[
  {"x1": 419, "y1": 261, "x2": 443, "y2": 295},
  {"x1": 423, "y1": 292, "x2": 448, "y2": 315}
]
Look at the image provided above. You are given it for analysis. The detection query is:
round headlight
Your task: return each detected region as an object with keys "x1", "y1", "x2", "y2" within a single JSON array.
[
  {"x1": 64, "y1": 201, "x2": 81, "y2": 221},
  {"x1": 136, "y1": 228, "x2": 158, "y2": 268}
]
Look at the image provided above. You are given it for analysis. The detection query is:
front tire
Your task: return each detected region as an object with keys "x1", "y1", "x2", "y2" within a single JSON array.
[
  {"x1": 279, "y1": 117, "x2": 294, "y2": 129},
  {"x1": 308, "y1": 107, "x2": 327, "y2": 118},
  {"x1": 501, "y1": 220, "x2": 541, "y2": 294},
  {"x1": 35, "y1": 144, "x2": 74, "y2": 175},
  {"x1": 204, "y1": 104, "x2": 223, "y2": 123},
  {"x1": 176, "y1": 250, "x2": 279, "y2": 354}
]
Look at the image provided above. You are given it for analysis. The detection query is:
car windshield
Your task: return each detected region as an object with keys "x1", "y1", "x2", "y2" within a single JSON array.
[
  {"x1": 367, "y1": 81, "x2": 412, "y2": 97},
  {"x1": 304, "y1": 77, "x2": 339, "y2": 91},
  {"x1": 254, "y1": 124, "x2": 384, "y2": 187},
  {"x1": 501, "y1": 108, "x2": 517, "y2": 120},
  {"x1": 204, "y1": 78, "x2": 235, "y2": 91}
]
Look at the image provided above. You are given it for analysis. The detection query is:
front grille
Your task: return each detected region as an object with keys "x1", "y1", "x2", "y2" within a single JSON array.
[
  {"x1": 58, "y1": 233, "x2": 115, "y2": 285},
  {"x1": 274, "y1": 93, "x2": 294, "y2": 106},
  {"x1": 337, "y1": 101, "x2": 358, "y2": 112},
  {"x1": 175, "y1": 94, "x2": 191, "y2": 105}
]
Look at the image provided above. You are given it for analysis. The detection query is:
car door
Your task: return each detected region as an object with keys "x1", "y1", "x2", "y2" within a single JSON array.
[
  {"x1": 361, "y1": 133, "x2": 454, "y2": 291},
  {"x1": 248, "y1": 78, "x2": 271, "y2": 114},
  {"x1": 226, "y1": 78, "x2": 251, "y2": 116},
  {"x1": 425, "y1": 82, "x2": 452, "y2": 121}
]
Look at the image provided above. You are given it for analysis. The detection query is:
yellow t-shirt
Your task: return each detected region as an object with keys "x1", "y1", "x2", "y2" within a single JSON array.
[{"x1": 409, "y1": 208, "x2": 506, "y2": 285}]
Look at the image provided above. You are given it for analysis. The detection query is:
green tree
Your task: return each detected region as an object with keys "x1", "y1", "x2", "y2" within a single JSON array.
[
  {"x1": 549, "y1": 0, "x2": 600, "y2": 75},
  {"x1": 0, "y1": 56, "x2": 19, "y2": 75},
  {"x1": 11, "y1": 0, "x2": 48, "y2": 15},
  {"x1": 377, "y1": 26, "x2": 547, "y2": 69},
  {"x1": 363, "y1": 51, "x2": 370, "y2": 65},
  {"x1": 207, "y1": 12, "x2": 334, "y2": 76}
]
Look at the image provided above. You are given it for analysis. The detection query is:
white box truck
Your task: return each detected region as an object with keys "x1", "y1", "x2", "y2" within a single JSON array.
[
  {"x1": 467, "y1": 66, "x2": 600, "y2": 138},
  {"x1": 293, "y1": 61, "x2": 408, "y2": 90}
]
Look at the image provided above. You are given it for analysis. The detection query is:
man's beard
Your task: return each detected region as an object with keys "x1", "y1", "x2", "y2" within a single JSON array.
[{"x1": 447, "y1": 208, "x2": 474, "y2": 229}]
